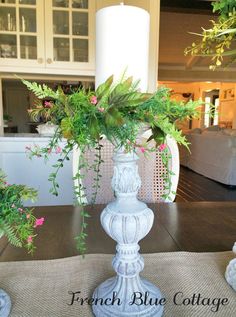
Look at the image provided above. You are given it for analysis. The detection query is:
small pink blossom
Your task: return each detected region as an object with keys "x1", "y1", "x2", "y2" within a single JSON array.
[
  {"x1": 11, "y1": 204, "x2": 15, "y2": 208},
  {"x1": 127, "y1": 140, "x2": 131, "y2": 144},
  {"x1": 140, "y1": 147, "x2": 146, "y2": 153},
  {"x1": 98, "y1": 107, "x2": 105, "y2": 112},
  {"x1": 18, "y1": 208, "x2": 23, "y2": 212},
  {"x1": 26, "y1": 214, "x2": 31, "y2": 219},
  {"x1": 44, "y1": 101, "x2": 52, "y2": 108},
  {"x1": 34, "y1": 217, "x2": 45, "y2": 228},
  {"x1": 55, "y1": 146, "x2": 62, "y2": 154},
  {"x1": 90, "y1": 96, "x2": 98, "y2": 105},
  {"x1": 47, "y1": 148, "x2": 52, "y2": 154},
  {"x1": 159, "y1": 144, "x2": 167, "y2": 152},
  {"x1": 27, "y1": 236, "x2": 33, "y2": 244}
]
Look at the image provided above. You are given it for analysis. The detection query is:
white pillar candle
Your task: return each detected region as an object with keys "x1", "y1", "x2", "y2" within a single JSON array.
[{"x1": 95, "y1": 4, "x2": 150, "y2": 92}]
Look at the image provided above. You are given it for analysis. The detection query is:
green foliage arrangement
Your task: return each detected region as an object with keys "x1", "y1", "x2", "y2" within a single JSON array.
[
  {"x1": 23, "y1": 75, "x2": 201, "y2": 254},
  {"x1": 0, "y1": 170, "x2": 43, "y2": 253},
  {"x1": 185, "y1": 0, "x2": 236, "y2": 69}
]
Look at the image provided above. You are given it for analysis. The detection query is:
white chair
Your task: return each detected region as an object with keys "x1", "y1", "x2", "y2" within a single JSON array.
[{"x1": 73, "y1": 132, "x2": 180, "y2": 204}]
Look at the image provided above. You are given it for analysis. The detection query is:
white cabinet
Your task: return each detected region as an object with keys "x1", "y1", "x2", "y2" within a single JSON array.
[
  {"x1": 0, "y1": 0, "x2": 95, "y2": 76},
  {"x1": 0, "y1": 136, "x2": 74, "y2": 206}
]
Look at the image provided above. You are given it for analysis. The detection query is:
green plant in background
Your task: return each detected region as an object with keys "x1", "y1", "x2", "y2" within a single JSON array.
[
  {"x1": 23, "y1": 75, "x2": 201, "y2": 254},
  {"x1": 0, "y1": 169, "x2": 44, "y2": 253},
  {"x1": 3, "y1": 114, "x2": 12, "y2": 122},
  {"x1": 185, "y1": 0, "x2": 236, "y2": 69}
]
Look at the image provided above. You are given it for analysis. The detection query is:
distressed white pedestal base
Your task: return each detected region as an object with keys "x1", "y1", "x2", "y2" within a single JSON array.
[
  {"x1": 92, "y1": 148, "x2": 164, "y2": 317},
  {"x1": 225, "y1": 242, "x2": 236, "y2": 291},
  {"x1": 93, "y1": 276, "x2": 164, "y2": 317},
  {"x1": 0, "y1": 289, "x2": 11, "y2": 317}
]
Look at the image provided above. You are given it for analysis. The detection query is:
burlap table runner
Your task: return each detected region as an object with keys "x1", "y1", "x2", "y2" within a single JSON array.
[{"x1": 0, "y1": 251, "x2": 235, "y2": 316}]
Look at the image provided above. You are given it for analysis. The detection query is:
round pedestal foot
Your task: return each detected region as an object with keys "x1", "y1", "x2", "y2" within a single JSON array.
[
  {"x1": 92, "y1": 276, "x2": 164, "y2": 317},
  {"x1": 0, "y1": 289, "x2": 11, "y2": 317},
  {"x1": 225, "y1": 242, "x2": 236, "y2": 291}
]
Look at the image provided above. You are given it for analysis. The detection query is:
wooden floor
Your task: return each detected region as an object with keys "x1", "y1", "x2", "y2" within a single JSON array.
[{"x1": 176, "y1": 166, "x2": 236, "y2": 202}]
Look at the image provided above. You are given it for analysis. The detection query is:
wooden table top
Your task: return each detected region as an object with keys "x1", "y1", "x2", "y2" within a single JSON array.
[{"x1": 1, "y1": 202, "x2": 236, "y2": 262}]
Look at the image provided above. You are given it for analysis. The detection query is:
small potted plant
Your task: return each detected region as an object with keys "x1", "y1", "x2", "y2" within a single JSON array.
[
  {"x1": 28, "y1": 98, "x2": 58, "y2": 136},
  {"x1": 0, "y1": 169, "x2": 44, "y2": 316},
  {"x1": 3, "y1": 114, "x2": 12, "y2": 127}
]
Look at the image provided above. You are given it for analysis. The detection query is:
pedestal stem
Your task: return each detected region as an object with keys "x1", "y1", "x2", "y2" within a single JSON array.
[{"x1": 92, "y1": 148, "x2": 164, "y2": 317}]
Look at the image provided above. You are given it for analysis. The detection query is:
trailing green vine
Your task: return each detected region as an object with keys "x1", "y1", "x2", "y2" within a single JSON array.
[
  {"x1": 90, "y1": 142, "x2": 103, "y2": 205},
  {"x1": 159, "y1": 145, "x2": 175, "y2": 201}
]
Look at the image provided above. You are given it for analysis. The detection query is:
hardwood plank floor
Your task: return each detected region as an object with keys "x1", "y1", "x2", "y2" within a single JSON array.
[{"x1": 176, "y1": 166, "x2": 236, "y2": 202}]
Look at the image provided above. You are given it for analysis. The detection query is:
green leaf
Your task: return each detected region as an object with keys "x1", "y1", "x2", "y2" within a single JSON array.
[
  {"x1": 152, "y1": 126, "x2": 166, "y2": 145},
  {"x1": 88, "y1": 116, "x2": 100, "y2": 139},
  {"x1": 96, "y1": 75, "x2": 113, "y2": 98},
  {"x1": 105, "y1": 108, "x2": 124, "y2": 127},
  {"x1": 60, "y1": 118, "x2": 72, "y2": 139}
]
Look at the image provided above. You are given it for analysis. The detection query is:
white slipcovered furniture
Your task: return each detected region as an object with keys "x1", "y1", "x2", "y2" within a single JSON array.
[{"x1": 180, "y1": 129, "x2": 236, "y2": 186}]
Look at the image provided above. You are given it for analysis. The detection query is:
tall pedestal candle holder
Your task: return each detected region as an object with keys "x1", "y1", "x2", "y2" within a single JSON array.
[{"x1": 92, "y1": 148, "x2": 164, "y2": 317}]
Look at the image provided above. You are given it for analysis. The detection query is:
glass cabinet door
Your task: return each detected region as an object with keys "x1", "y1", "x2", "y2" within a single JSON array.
[
  {"x1": 45, "y1": 0, "x2": 94, "y2": 71},
  {"x1": 0, "y1": 0, "x2": 44, "y2": 67},
  {"x1": 0, "y1": 0, "x2": 95, "y2": 74}
]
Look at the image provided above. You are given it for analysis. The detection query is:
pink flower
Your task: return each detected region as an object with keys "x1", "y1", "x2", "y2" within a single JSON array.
[
  {"x1": 55, "y1": 146, "x2": 62, "y2": 154},
  {"x1": 44, "y1": 101, "x2": 52, "y2": 108},
  {"x1": 98, "y1": 107, "x2": 105, "y2": 112},
  {"x1": 90, "y1": 96, "x2": 97, "y2": 105},
  {"x1": 26, "y1": 214, "x2": 31, "y2": 219},
  {"x1": 18, "y1": 208, "x2": 23, "y2": 212},
  {"x1": 47, "y1": 148, "x2": 52, "y2": 154},
  {"x1": 11, "y1": 204, "x2": 15, "y2": 208},
  {"x1": 27, "y1": 236, "x2": 33, "y2": 244},
  {"x1": 140, "y1": 147, "x2": 146, "y2": 153},
  {"x1": 34, "y1": 217, "x2": 45, "y2": 228},
  {"x1": 159, "y1": 144, "x2": 167, "y2": 152}
]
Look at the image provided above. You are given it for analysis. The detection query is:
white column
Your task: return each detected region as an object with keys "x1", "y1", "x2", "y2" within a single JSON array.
[
  {"x1": 124, "y1": 0, "x2": 160, "y2": 91},
  {"x1": 148, "y1": 0, "x2": 160, "y2": 91},
  {"x1": 95, "y1": 4, "x2": 150, "y2": 91}
]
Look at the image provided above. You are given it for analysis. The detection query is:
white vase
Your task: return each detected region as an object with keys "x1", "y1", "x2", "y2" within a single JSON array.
[
  {"x1": 0, "y1": 231, "x2": 11, "y2": 317},
  {"x1": 92, "y1": 147, "x2": 164, "y2": 317},
  {"x1": 36, "y1": 122, "x2": 58, "y2": 136}
]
